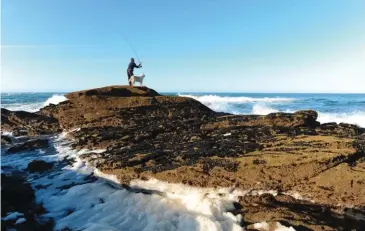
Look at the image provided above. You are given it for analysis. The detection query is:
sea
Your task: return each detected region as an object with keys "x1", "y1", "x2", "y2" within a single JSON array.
[{"x1": 1, "y1": 92, "x2": 365, "y2": 231}]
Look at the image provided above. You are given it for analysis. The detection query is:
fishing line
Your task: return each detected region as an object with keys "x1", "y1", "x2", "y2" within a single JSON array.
[{"x1": 120, "y1": 33, "x2": 142, "y2": 64}]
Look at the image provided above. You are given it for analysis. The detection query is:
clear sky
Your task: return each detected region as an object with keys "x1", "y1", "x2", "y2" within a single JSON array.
[{"x1": 1, "y1": 0, "x2": 365, "y2": 93}]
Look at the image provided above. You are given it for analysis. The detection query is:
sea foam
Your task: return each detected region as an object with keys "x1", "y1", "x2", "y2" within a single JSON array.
[{"x1": 1, "y1": 135, "x2": 244, "y2": 231}]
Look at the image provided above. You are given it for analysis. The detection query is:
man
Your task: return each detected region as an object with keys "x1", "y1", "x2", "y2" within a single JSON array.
[{"x1": 127, "y1": 58, "x2": 142, "y2": 86}]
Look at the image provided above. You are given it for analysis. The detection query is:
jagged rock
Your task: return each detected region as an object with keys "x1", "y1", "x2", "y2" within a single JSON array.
[
  {"x1": 26, "y1": 160, "x2": 54, "y2": 173},
  {"x1": 1, "y1": 108, "x2": 61, "y2": 136},
  {"x1": 1, "y1": 135, "x2": 12, "y2": 145},
  {"x1": 7, "y1": 139, "x2": 49, "y2": 154}
]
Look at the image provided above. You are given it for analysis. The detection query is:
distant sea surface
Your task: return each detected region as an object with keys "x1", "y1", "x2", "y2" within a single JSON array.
[{"x1": 1, "y1": 92, "x2": 365, "y2": 127}]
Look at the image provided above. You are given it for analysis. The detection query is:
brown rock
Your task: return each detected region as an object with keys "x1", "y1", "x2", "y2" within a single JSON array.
[{"x1": 1, "y1": 108, "x2": 60, "y2": 136}]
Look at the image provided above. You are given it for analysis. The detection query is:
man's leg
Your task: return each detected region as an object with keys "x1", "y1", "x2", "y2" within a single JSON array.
[{"x1": 127, "y1": 71, "x2": 132, "y2": 86}]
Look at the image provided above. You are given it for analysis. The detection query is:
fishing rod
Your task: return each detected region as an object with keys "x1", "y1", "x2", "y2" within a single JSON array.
[{"x1": 120, "y1": 33, "x2": 142, "y2": 65}]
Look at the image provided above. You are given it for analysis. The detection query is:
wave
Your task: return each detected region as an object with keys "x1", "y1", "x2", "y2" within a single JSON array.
[
  {"x1": 2, "y1": 94, "x2": 67, "y2": 112},
  {"x1": 250, "y1": 104, "x2": 365, "y2": 128},
  {"x1": 181, "y1": 93, "x2": 365, "y2": 128},
  {"x1": 43, "y1": 94, "x2": 68, "y2": 107},
  {"x1": 179, "y1": 94, "x2": 293, "y2": 113},
  {"x1": 251, "y1": 104, "x2": 279, "y2": 115},
  {"x1": 317, "y1": 111, "x2": 365, "y2": 128},
  {"x1": 250, "y1": 105, "x2": 365, "y2": 128},
  {"x1": 179, "y1": 94, "x2": 294, "y2": 103}
]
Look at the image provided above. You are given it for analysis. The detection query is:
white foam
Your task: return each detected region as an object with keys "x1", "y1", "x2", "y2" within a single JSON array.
[
  {"x1": 252, "y1": 222, "x2": 296, "y2": 231},
  {"x1": 42, "y1": 94, "x2": 67, "y2": 107},
  {"x1": 253, "y1": 221, "x2": 269, "y2": 230},
  {"x1": 179, "y1": 94, "x2": 293, "y2": 113},
  {"x1": 275, "y1": 222, "x2": 296, "y2": 231},
  {"x1": 1, "y1": 131, "x2": 14, "y2": 136},
  {"x1": 251, "y1": 104, "x2": 279, "y2": 115},
  {"x1": 179, "y1": 94, "x2": 294, "y2": 104},
  {"x1": 11, "y1": 136, "x2": 243, "y2": 231},
  {"x1": 318, "y1": 111, "x2": 365, "y2": 128},
  {"x1": 1, "y1": 102, "x2": 44, "y2": 112}
]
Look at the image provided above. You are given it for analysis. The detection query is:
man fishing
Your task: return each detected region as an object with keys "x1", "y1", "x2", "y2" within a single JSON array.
[{"x1": 127, "y1": 58, "x2": 142, "y2": 86}]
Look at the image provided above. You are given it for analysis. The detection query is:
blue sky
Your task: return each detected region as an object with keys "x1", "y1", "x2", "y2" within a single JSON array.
[{"x1": 1, "y1": 0, "x2": 365, "y2": 93}]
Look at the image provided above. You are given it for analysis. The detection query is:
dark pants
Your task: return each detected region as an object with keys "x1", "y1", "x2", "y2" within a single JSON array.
[{"x1": 127, "y1": 70, "x2": 133, "y2": 85}]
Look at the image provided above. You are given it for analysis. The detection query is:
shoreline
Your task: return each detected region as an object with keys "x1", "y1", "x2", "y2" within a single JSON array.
[{"x1": 1, "y1": 85, "x2": 365, "y2": 230}]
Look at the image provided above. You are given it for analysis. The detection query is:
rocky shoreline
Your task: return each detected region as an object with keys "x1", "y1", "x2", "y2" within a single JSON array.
[{"x1": 2, "y1": 85, "x2": 365, "y2": 231}]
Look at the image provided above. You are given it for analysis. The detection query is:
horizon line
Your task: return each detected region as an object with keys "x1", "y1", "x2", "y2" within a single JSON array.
[{"x1": 1, "y1": 90, "x2": 364, "y2": 95}]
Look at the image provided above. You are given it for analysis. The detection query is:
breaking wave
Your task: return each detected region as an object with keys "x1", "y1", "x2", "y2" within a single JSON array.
[
  {"x1": 180, "y1": 93, "x2": 365, "y2": 128},
  {"x1": 179, "y1": 94, "x2": 294, "y2": 103},
  {"x1": 1, "y1": 94, "x2": 67, "y2": 112},
  {"x1": 317, "y1": 111, "x2": 365, "y2": 128},
  {"x1": 251, "y1": 104, "x2": 280, "y2": 115},
  {"x1": 42, "y1": 94, "x2": 67, "y2": 107},
  {"x1": 179, "y1": 94, "x2": 293, "y2": 113},
  {"x1": 250, "y1": 105, "x2": 365, "y2": 128}
]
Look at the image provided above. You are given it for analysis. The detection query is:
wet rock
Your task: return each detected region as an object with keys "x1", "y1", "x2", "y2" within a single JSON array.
[
  {"x1": 1, "y1": 174, "x2": 54, "y2": 230},
  {"x1": 1, "y1": 135, "x2": 12, "y2": 145},
  {"x1": 7, "y1": 139, "x2": 49, "y2": 154},
  {"x1": 1, "y1": 108, "x2": 61, "y2": 136},
  {"x1": 26, "y1": 160, "x2": 54, "y2": 173}
]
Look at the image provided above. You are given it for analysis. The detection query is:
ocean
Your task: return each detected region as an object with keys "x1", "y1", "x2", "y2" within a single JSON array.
[
  {"x1": 1, "y1": 92, "x2": 365, "y2": 230},
  {"x1": 2, "y1": 92, "x2": 365, "y2": 127}
]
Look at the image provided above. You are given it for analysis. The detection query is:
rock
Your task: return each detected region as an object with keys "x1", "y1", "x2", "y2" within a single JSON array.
[
  {"x1": 39, "y1": 85, "x2": 215, "y2": 132},
  {"x1": 65, "y1": 85, "x2": 160, "y2": 100},
  {"x1": 1, "y1": 135, "x2": 12, "y2": 145},
  {"x1": 9, "y1": 85, "x2": 365, "y2": 230},
  {"x1": 1, "y1": 174, "x2": 35, "y2": 217},
  {"x1": 26, "y1": 160, "x2": 54, "y2": 173},
  {"x1": 1, "y1": 108, "x2": 61, "y2": 136},
  {"x1": 7, "y1": 139, "x2": 49, "y2": 154},
  {"x1": 1, "y1": 174, "x2": 54, "y2": 230}
]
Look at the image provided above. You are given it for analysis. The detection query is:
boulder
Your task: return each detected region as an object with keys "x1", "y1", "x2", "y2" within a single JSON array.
[
  {"x1": 1, "y1": 135, "x2": 12, "y2": 146},
  {"x1": 7, "y1": 139, "x2": 49, "y2": 154},
  {"x1": 1, "y1": 174, "x2": 54, "y2": 230},
  {"x1": 26, "y1": 160, "x2": 54, "y2": 173}
]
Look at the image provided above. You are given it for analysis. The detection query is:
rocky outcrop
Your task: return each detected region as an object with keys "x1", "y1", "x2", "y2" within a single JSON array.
[
  {"x1": 1, "y1": 108, "x2": 61, "y2": 136},
  {"x1": 7, "y1": 139, "x2": 50, "y2": 154},
  {"x1": 26, "y1": 160, "x2": 54, "y2": 173},
  {"x1": 39, "y1": 85, "x2": 215, "y2": 132},
  {"x1": 2, "y1": 85, "x2": 365, "y2": 230}
]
